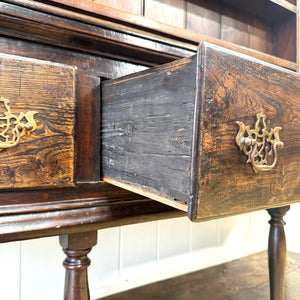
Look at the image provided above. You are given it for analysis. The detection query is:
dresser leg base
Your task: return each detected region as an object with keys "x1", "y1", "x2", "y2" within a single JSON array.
[
  {"x1": 59, "y1": 231, "x2": 98, "y2": 300},
  {"x1": 267, "y1": 206, "x2": 290, "y2": 300}
]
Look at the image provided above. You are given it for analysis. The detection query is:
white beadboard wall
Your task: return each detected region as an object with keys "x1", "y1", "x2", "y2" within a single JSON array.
[{"x1": 1, "y1": 204, "x2": 300, "y2": 300}]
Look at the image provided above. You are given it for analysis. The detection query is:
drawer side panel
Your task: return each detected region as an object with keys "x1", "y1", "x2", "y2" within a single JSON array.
[{"x1": 102, "y1": 56, "x2": 197, "y2": 207}]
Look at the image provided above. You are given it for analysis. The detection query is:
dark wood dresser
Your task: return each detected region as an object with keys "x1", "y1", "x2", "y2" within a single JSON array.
[{"x1": 0, "y1": 1, "x2": 299, "y2": 299}]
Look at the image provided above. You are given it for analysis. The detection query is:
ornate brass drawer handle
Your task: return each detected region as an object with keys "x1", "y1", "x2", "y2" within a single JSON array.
[
  {"x1": 235, "y1": 113, "x2": 284, "y2": 173},
  {"x1": 0, "y1": 97, "x2": 37, "y2": 150}
]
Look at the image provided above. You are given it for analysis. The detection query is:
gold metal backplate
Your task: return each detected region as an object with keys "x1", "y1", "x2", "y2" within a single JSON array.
[
  {"x1": 0, "y1": 97, "x2": 37, "y2": 150},
  {"x1": 235, "y1": 113, "x2": 284, "y2": 172}
]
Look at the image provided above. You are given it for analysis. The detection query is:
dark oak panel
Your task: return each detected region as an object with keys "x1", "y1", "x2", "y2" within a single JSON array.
[
  {"x1": 0, "y1": 53, "x2": 75, "y2": 189},
  {"x1": 0, "y1": 1, "x2": 297, "y2": 299},
  {"x1": 0, "y1": 194, "x2": 183, "y2": 243},
  {"x1": 193, "y1": 43, "x2": 300, "y2": 220},
  {"x1": 102, "y1": 42, "x2": 300, "y2": 221},
  {"x1": 44, "y1": 0, "x2": 298, "y2": 69}
]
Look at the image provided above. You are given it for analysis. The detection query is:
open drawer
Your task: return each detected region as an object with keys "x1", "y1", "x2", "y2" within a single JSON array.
[{"x1": 101, "y1": 42, "x2": 300, "y2": 221}]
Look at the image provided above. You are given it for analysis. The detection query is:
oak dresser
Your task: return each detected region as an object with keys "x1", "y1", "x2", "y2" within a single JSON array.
[{"x1": 0, "y1": 1, "x2": 299, "y2": 299}]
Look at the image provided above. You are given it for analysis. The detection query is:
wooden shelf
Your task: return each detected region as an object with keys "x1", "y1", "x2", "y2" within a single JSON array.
[
  {"x1": 44, "y1": 0, "x2": 298, "y2": 70},
  {"x1": 271, "y1": 0, "x2": 297, "y2": 12},
  {"x1": 221, "y1": 0, "x2": 296, "y2": 21},
  {"x1": 100, "y1": 251, "x2": 300, "y2": 300}
]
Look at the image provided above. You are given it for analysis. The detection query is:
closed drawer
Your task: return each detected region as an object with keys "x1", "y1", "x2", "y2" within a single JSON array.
[
  {"x1": 0, "y1": 54, "x2": 76, "y2": 189},
  {"x1": 101, "y1": 42, "x2": 300, "y2": 221}
]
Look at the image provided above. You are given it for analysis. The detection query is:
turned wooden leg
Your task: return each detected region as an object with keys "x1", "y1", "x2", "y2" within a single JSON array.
[
  {"x1": 267, "y1": 206, "x2": 290, "y2": 300},
  {"x1": 60, "y1": 231, "x2": 98, "y2": 300}
]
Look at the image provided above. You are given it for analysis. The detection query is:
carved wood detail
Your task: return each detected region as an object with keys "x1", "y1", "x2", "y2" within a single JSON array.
[
  {"x1": 267, "y1": 206, "x2": 290, "y2": 300},
  {"x1": 60, "y1": 231, "x2": 98, "y2": 300}
]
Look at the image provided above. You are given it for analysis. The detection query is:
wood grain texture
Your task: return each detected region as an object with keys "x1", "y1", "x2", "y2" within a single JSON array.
[
  {"x1": 102, "y1": 42, "x2": 300, "y2": 221},
  {"x1": 0, "y1": 35, "x2": 187, "y2": 243},
  {"x1": 191, "y1": 42, "x2": 300, "y2": 220},
  {"x1": 0, "y1": 53, "x2": 75, "y2": 189},
  {"x1": 0, "y1": 1, "x2": 194, "y2": 67},
  {"x1": 102, "y1": 55, "x2": 197, "y2": 208},
  {"x1": 60, "y1": 231, "x2": 97, "y2": 300},
  {"x1": 186, "y1": 0, "x2": 221, "y2": 39},
  {"x1": 220, "y1": 7, "x2": 250, "y2": 48},
  {"x1": 91, "y1": 0, "x2": 143, "y2": 15},
  {"x1": 267, "y1": 206, "x2": 290, "y2": 300},
  {"x1": 76, "y1": 75, "x2": 100, "y2": 182},
  {"x1": 42, "y1": 0, "x2": 298, "y2": 70},
  {"x1": 274, "y1": 15, "x2": 297, "y2": 62},
  {"x1": 15, "y1": 0, "x2": 296, "y2": 70},
  {"x1": 250, "y1": 18, "x2": 273, "y2": 55},
  {"x1": 0, "y1": 35, "x2": 147, "y2": 185},
  {"x1": 0, "y1": 193, "x2": 184, "y2": 243},
  {"x1": 144, "y1": 0, "x2": 186, "y2": 28},
  {"x1": 100, "y1": 251, "x2": 300, "y2": 300}
]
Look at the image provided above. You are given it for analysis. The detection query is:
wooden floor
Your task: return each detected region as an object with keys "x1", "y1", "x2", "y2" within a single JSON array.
[{"x1": 100, "y1": 251, "x2": 300, "y2": 300}]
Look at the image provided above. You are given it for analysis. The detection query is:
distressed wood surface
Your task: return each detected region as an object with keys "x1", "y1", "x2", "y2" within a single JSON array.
[
  {"x1": 191, "y1": 42, "x2": 300, "y2": 220},
  {"x1": 102, "y1": 56, "x2": 197, "y2": 209},
  {"x1": 100, "y1": 251, "x2": 300, "y2": 300},
  {"x1": 102, "y1": 42, "x2": 300, "y2": 221},
  {"x1": 0, "y1": 53, "x2": 75, "y2": 189},
  {"x1": 42, "y1": 0, "x2": 298, "y2": 70},
  {"x1": 0, "y1": 1, "x2": 297, "y2": 299},
  {"x1": 0, "y1": 34, "x2": 182, "y2": 243}
]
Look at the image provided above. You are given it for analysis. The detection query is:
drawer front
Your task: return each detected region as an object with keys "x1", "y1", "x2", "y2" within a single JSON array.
[
  {"x1": 0, "y1": 54, "x2": 76, "y2": 189},
  {"x1": 102, "y1": 42, "x2": 300, "y2": 221},
  {"x1": 190, "y1": 43, "x2": 300, "y2": 220}
]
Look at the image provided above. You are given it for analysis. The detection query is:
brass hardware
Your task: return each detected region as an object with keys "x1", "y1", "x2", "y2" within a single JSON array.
[
  {"x1": 236, "y1": 113, "x2": 284, "y2": 172},
  {"x1": 0, "y1": 97, "x2": 37, "y2": 150}
]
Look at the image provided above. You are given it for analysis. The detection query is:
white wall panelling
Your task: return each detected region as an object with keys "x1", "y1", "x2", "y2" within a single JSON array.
[
  {"x1": 0, "y1": 241, "x2": 21, "y2": 300},
  {"x1": 0, "y1": 204, "x2": 300, "y2": 300}
]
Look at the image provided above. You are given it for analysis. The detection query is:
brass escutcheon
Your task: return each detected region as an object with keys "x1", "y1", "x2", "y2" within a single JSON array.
[
  {"x1": 235, "y1": 113, "x2": 284, "y2": 173},
  {"x1": 0, "y1": 97, "x2": 37, "y2": 150}
]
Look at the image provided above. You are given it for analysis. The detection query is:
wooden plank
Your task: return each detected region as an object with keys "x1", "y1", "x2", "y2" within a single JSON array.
[
  {"x1": 249, "y1": 18, "x2": 273, "y2": 55},
  {"x1": 297, "y1": 0, "x2": 300, "y2": 72},
  {"x1": 76, "y1": 75, "x2": 100, "y2": 182},
  {"x1": 102, "y1": 42, "x2": 300, "y2": 221},
  {"x1": 0, "y1": 53, "x2": 76, "y2": 189},
  {"x1": 99, "y1": 251, "x2": 300, "y2": 300},
  {"x1": 21, "y1": 0, "x2": 298, "y2": 70},
  {"x1": 186, "y1": 0, "x2": 221, "y2": 39},
  {"x1": 274, "y1": 15, "x2": 297, "y2": 62},
  {"x1": 220, "y1": 7, "x2": 250, "y2": 48},
  {"x1": 90, "y1": 0, "x2": 143, "y2": 15},
  {"x1": 270, "y1": 0, "x2": 297, "y2": 12},
  {"x1": 144, "y1": 0, "x2": 186, "y2": 28},
  {"x1": 102, "y1": 55, "x2": 197, "y2": 208}
]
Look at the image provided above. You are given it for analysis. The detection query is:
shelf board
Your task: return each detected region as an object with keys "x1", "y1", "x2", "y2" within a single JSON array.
[
  {"x1": 222, "y1": 0, "x2": 296, "y2": 22},
  {"x1": 9, "y1": 0, "x2": 298, "y2": 71},
  {"x1": 100, "y1": 251, "x2": 300, "y2": 300},
  {"x1": 270, "y1": 0, "x2": 297, "y2": 12}
]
